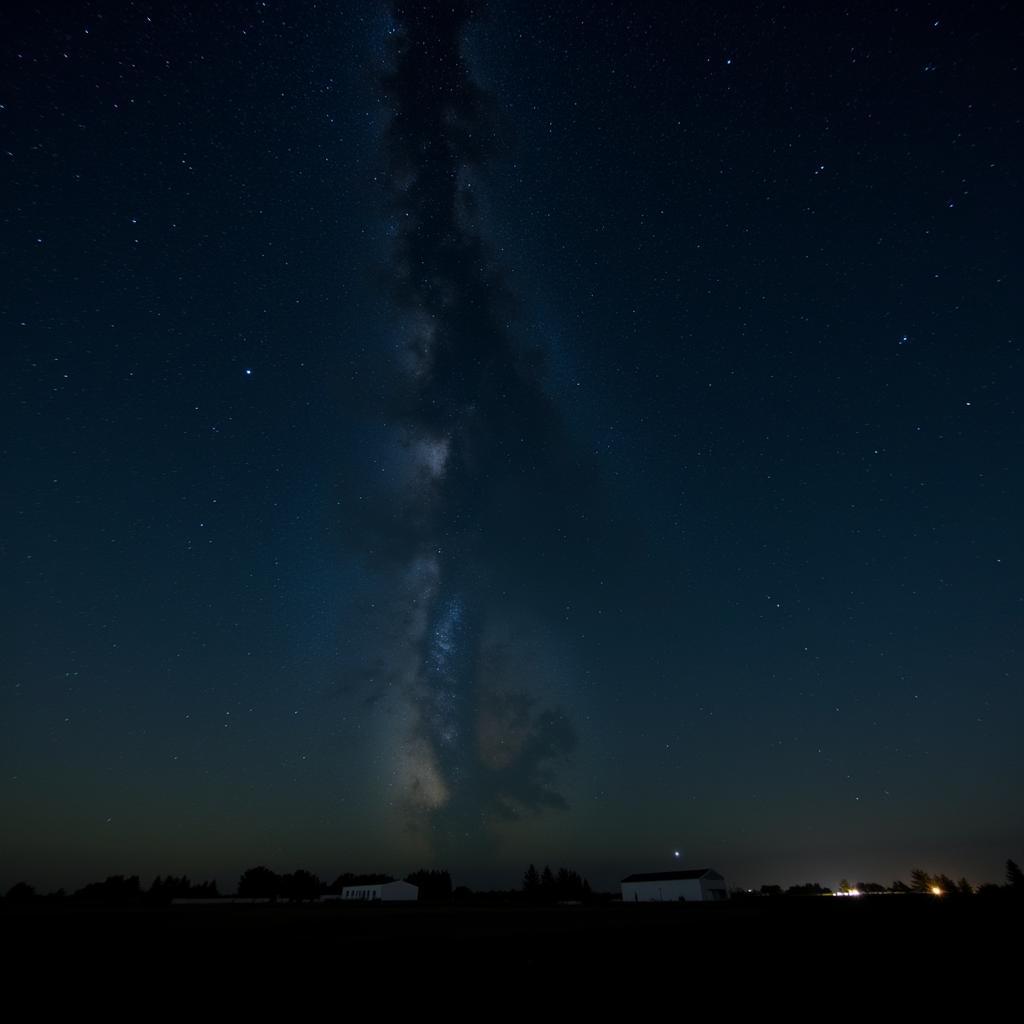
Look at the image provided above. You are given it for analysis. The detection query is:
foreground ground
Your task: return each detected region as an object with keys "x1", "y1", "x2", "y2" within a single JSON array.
[{"x1": 5, "y1": 895, "x2": 1016, "y2": 980}]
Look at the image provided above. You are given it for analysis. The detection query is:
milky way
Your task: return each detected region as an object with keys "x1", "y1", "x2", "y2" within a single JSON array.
[{"x1": 372, "y1": 1, "x2": 581, "y2": 852}]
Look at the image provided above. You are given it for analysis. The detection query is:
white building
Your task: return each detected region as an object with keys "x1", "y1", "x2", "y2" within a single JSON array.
[
  {"x1": 621, "y1": 869, "x2": 728, "y2": 902},
  {"x1": 333, "y1": 881, "x2": 418, "y2": 902}
]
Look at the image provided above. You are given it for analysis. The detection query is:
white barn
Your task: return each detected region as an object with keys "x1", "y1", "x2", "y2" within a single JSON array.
[
  {"x1": 621, "y1": 869, "x2": 728, "y2": 902},
  {"x1": 336, "y1": 881, "x2": 418, "y2": 902}
]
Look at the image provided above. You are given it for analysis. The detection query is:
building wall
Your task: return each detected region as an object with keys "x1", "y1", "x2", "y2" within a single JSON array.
[
  {"x1": 341, "y1": 882, "x2": 418, "y2": 902},
  {"x1": 621, "y1": 879, "x2": 705, "y2": 902},
  {"x1": 621, "y1": 876, "x2": 728, "y2": 902},
  {"x1": 698, "y1": 878, "x2": 729, "y2": 901},
  {"x1": 379, "y1": 881, "x2": 418, "y2": 901},
  {"x1": 342, "y1": 885, "x2": 381, "y2": 900}
]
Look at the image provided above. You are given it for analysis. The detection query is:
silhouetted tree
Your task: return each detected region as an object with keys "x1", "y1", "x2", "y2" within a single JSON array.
[
  {"x1": 521, "y1": 864, "x2": 590, "y2": 903},
  {"x1": 785, "y1": 882, "x2": 830, "y2": 896},
  {"x1": 237, "y1": 866, "x2": 281, "y2": 899},
  {"x1": 910, "y1": 869, "x2": 934, "y2": 893},
  {"x1": 759, "y1": 885, "x2": 783, "y2": 897},
  {"x1": 150, "y1": 875, "x2": 210, "y2": 903},
  {"x1": 406, "y1": 869, "x2": 452, "y2": 901},
  {"x1": 857, "y1": 882, "x2": 886, "y2": 893},
  {"x1": 550, "y1": 867, "x2": 591, "y2": 902},
  {"x1": 935, "y1": 874, "x2": 957, "y2": 895},
  {"x1": 5, "y1": 882, "x2": 37, "y2": 903},
  {"x1": 540, "y1": 865, "x2": 555, "y2": 901},
  {"x1": 891, "y1": 880, "x2": 911, "y2": 893},
  {"x1": 280, "y1": 870, "x2": 321, "y2": 901},
  {"x1": 955, "y1": 877, "x2": 973, "y2": 897},
  {"x1": 1006, "y1": 859, "x2": 1024, "y2": 890},
  {"x1": 522, "y1": 864, "x2": 540, "y2": 898},
  {"x1": 72, "y1": 876, "x2": 142, "y2": 905}
]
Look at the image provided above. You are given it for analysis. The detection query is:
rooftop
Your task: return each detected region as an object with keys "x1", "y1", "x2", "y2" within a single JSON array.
[{"x1": 621, "y1": 870, "x2": 721, "y2": 883}]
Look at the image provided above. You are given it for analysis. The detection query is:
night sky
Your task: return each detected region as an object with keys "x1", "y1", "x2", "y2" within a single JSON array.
[{"x1": 3, "y1": 1, "x2": 1022, "y2": 894}]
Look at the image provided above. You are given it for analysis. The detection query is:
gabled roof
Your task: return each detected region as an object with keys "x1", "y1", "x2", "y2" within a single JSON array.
[
  {"x1": 341, "y1": 880, "x2": 418, "y2": 890},
  {"x1": 621, "y1": 869, "x2": 722, "y2": 883}
]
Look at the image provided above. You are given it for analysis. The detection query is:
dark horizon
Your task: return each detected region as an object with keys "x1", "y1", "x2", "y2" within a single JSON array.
[
  {"x1": 6, "y1": 851, "x2": 1015, "y2": 901},
  {"x1": 5, "y1": 840, "x2": 1018, "y2": 899},
  {"x1": 3, "y1": 1, "x2": 1021, "y2": 894}
]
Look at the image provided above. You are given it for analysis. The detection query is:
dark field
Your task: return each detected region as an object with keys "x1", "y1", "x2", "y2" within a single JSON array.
[{"x1": 5, "y1": 897, "x2": 1015, "y2": 977}]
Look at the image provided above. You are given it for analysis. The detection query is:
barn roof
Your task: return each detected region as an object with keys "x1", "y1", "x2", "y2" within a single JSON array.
[
  {"x1": 621, "y1": 869, "x2": 721, "y2": 883},
  {"x1": 342, "y1": 880, "x2": 417, "y2": 888}
]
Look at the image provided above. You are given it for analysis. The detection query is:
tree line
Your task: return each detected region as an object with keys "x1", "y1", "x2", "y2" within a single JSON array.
[
  {"x1": 5, "y1": 858, "x2": 1021, "y2": 905},
  {"x1": 1, "y1": 867, "x2": 457, "y2": 905},
  {"x1": 3, "y1": 874, "x2": 219, "y2": 906},
  {"x1": 1, "y1": 863, "x2": 590, "y2": 906},
  {"x1": 521, "y1": 864, "x2": 593, "y2": 903},
  {"x1": 235, "y1": 866, "x2": 455, "y2": 901},
  {"x1": 745, "y1": 859, "x2": 1024, "y2": 899}
]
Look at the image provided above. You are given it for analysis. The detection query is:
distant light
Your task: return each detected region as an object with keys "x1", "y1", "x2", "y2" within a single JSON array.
[
  {"x1": 244, "y1": 368, "x2": 253, "y2": 376},
  {"x1": 673, "y1": 851, "x2": 680, "y2": 858},
  {"x1": 931, "y1": 886, "x2": 942, "y2": 896}
]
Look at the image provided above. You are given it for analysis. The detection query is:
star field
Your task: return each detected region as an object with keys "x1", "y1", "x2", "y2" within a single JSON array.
[{"x1": 2, "y1": 0, "x2": 1021, "y2": 892}]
